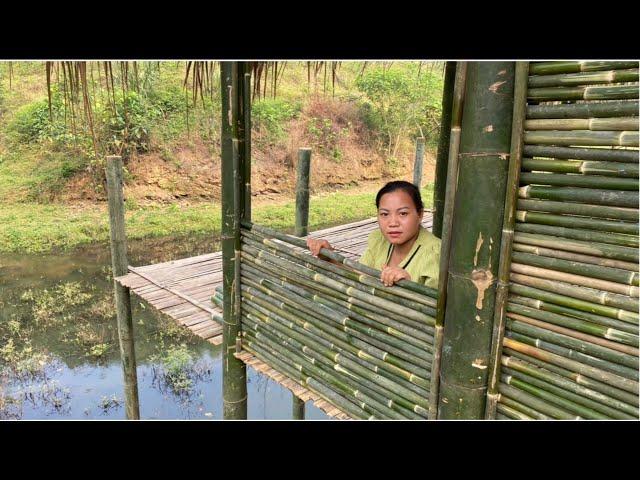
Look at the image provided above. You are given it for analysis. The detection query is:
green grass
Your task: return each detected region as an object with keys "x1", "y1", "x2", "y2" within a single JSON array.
[{"x1": 0, "y1": 184, "x2": 434, "y2": 254}]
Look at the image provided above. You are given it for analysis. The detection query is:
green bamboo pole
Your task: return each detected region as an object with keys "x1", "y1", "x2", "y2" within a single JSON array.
[
  {"x1": 513, "y1": 231, "x2": 639, "y2": 263},
  {"x1": 515, "y1": 223, "x2": 638, "y2": 248},
  {"x1": 508, "y1": 294, "x2": 639, "y2": 335},
  {"x1": 528, "y1": 69, "x2": 639, "y2": 88},
  {"x1": 501, "y1": 373, "x2": 606, "y2": 419},
  {"x1": 504, "y1": 347, "x2": 640, "y2": 407},
  {"x1": 502, "y1": 356, "x2": 637, "y2": 418},
  {"x1": 240, "y1": 279, "x2": 432, "y2": 386},
  {"x1": 498, "y1": 395, "x2": 550, "y2": 419},
  {"x1": 240, "y1": 256, "x2": 435, "y2": 348},
  {"x1": 243, "y1": 321, "x2": 395, "y2": 419},
  {"x1": 517, "y1": 198, "x2": 638, "y2": 222},
  {"x1": 241, "y1": 231, "x2": 437, "y2": 313},
  {"x1": 242, "y1": 71, "x2": 252, "y2": 220},
  {"x1": 513, "y1": 242, "x2": 639, "y2": 272},
  {"x1": 509, "y1": 276, "x2": 639, "y2": 319},
  {"x1": 485, "y1": 62, "x2": 529, "y2": 419},
  {"x1": 412, "y1": 136, "x2": 425, "y2": 188},
  {"x1": 432, "y1": 61, "x2": 457, "y2": 239},
  {"x1": 243, "y1": 338, "x2": 374, "y2": 419},
  {"x1": 520, "y1": 172, "x2": 638, "y2": 190},
  {"x1": 523, "y1": 145, "x2": 639, "y2": 163},
  {"x1": 524, "y1": 130, "x2": 639, "y2": 147},
  {"x1": 521, "y1": 158, "x2": 639, "y2": 178},
  {"x1": 240, "y1": 247, "x2": 436, "y2": 340},
  {"x1": 527, "y1": 101, "x2": 640, "y2": 119},
  {"x1": 240, "y1": 240, "x2": 438, "y2": 324},
  {"x1": 241, "y1": 301, "x2": 427, "y2": 417},
  {"x1": 517, "y1": 210, "x2": 638, "y2": 236},
  {"x1": 242, "y1": 221, "x2": 439, "y2": 299},
  {"x1": 292, "y1": 146, "x2": 312, "y2": 419},
  {"x1": 240, "y1": 259, "x2": 435, "y2": 351},
  {"x1": 247, "y1": 326, "x2": 398, "y2": 419},
  {"x1": 241, "y1": 276, "x2": 433, "y2": 384},
  {"x1": 505, "y1": 331, "x2": 639, "y2": 387},
  {"x1": 241, "y1": 243, "x2": 434, "y2": 325},
  {"x1": 525, "y1": 117, "x2": 638, "y2": 132},
  {"x1": 105, "y1": 155, "x2": 140, "y2": 420},
  {"x1": 496, "y1": 404, "x2": 533, "y2": 420},
  {"x1": 240, "y1": 277, "x2": 432, "y2": 377},
  {"x1": 242, "y1": 270, "x2": 434, "y2": 371},
  {"x1": 438, "y1": 62, "x2": 515, "y2": 419},
  {"x1": 498, "y1": 381, "x2": 578, "y2": 419},
  {"x1": 243, "y1": 229, "x2": 437, "y2": 309},
  {"x1": 295, "y1": 148, "x2": 312, "y2": 238},
  {"x1": 242, "y1": 313, "x2": 422, "y2": 419},
  {"x1": 511, "y1": 261, "x2": 639, "y2": 297},
  {"x1": 527, "y1": 85, "x2": 639, "y2": 102},
  {"x1": 505, "y1": 313, "x2": 638, "y2": 365},
  {"x1": 528, "y1": 61, "x2": 639, "y2": 75},
  {"x1": 504, "y1": 334, "x2": 638, "y2": 396},
  {"x1": 220, "y1": 61, "x2": 247, "y2": 419},
  {"x1": 519, "y1": 185, "x2": 639, "y2": 208},
  {"x1": 429, "y1": 61, "x2": 468, "y2": 418},
  {"x1": 512, "y1": 250, "x2": 639, "y2": 286},
  {"x1": 243, "y1": 326, "x2": 423, "y2": 419},
  {"x1": 240, "y1": 294, "x2": 431, "y2": 411}
]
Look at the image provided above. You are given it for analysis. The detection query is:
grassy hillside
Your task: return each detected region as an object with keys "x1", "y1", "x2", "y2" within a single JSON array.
[{"x1": 0, "y1": 61, "x2": 444, "y2": 252}]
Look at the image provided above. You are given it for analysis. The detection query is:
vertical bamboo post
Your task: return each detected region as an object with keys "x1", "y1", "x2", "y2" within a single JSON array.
[
  {"x1": 105, "y1": 155, "x2": 140, "y2": 420},
  {"x1": 485, "y1": 62, "x2": 530, "y2": 419},
  {"x1": 221, "y1": 62, "x2": 247, "y2": 419},
  {"x1": 292, "y1": 146, "x2": 311, "y2": 419},
  {"x1": 412, "y1": 137, "x2": 425, "y2": 188},
  {"x1": 433, "y1": 62, "x2": 457, "y2": 238},
  {"x1": 243, "y1": 71, "x2": 252, "y2": 220},
  {"x1": 295, "y1": 148, "x2": 312, "y2": 238},
  {"x1": 428, "y1": 62, "x2": 468, "y2": 419},
  {"x1": 437, "y1": 62, "x2": 516, "y2": 419}
]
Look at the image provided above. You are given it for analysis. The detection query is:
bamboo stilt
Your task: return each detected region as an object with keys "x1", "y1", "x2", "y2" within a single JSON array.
[{"x1": 106, "y1": 155, "x2": 140, "y2": 420}]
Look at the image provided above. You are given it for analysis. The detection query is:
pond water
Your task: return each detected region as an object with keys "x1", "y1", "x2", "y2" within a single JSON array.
[{"x1": 0, "y1": 233, "x2": 329, "y2": 420}]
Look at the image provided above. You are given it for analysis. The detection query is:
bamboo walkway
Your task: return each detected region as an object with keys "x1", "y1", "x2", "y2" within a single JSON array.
[{"x1": 115, "y1": 213, "x2": 433, "y2": 417}]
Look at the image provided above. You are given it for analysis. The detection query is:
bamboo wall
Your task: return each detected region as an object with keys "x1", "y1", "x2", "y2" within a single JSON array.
[
  {"x1": 495, "y1": 61, "x2": 640, "y2": 419},
  {"x1": 221, "y1": 61, "x2": 638, "y2": 420},
  {"x1": 233, "y1": 223, "x2": 438, "y2": 419}
]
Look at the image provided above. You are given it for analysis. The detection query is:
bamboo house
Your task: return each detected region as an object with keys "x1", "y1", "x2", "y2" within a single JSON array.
[{"x1": 111, "y1": 61, "x2": 639, "y2": 420}]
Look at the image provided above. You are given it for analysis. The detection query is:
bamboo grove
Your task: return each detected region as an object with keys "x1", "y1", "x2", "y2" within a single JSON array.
[{"x1": 217, "y1": 61, "x2": 639, "y2": 420}]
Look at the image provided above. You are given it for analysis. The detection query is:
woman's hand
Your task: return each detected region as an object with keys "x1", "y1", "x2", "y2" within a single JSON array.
[
  {"x1": 306, "y1": 238, "x2": 333, "y2": 257},
  {"x1": 380, "y1": 265, "x2": 411, "y2": 287}
]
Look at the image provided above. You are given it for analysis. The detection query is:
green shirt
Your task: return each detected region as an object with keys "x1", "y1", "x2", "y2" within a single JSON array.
[{"x1": 359, "y1": 227, "x2": 441, "y2": 288}]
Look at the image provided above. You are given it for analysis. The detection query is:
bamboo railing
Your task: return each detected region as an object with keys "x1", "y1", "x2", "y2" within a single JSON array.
[
  {"x1": 491, "y1": 60, "x2": 640, "y2": 420},
  {"x1": 227, "y1": 222, "x2": 438, "y2": 419}
]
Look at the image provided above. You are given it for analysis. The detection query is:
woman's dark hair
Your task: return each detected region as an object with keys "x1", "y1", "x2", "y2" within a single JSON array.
[{"x1": 375, "y1": 180, "x2": 424, "y2": 212}]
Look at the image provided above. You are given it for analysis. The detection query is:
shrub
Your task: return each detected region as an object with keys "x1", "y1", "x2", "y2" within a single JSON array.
[
  {"x1": 252, "y1": 98, "x2": 301, "y2": 142},
  {"x1": 355, "y1": 66, "x2": 443, "y2": 160}
]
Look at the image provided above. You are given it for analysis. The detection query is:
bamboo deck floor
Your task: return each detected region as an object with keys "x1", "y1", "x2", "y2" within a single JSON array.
[{"x1": 115, "y1": 213, "x2": 433, "y2": 416}]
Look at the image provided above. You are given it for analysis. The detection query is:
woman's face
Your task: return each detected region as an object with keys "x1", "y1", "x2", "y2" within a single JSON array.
[{"x1": 377, "y1": 190, "x2": 423, "y2": 246}]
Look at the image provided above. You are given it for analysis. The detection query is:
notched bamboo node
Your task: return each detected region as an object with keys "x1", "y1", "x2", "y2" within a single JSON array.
[
  {"x1": 471, "y1": 269, "x2": 494, "y2": 310},
  {"x1": 489, "y1": 81, "x2": 507, "y2": 93},
  {"x1": 472, "y1": 359, "x2": 488, "y2": 370}
]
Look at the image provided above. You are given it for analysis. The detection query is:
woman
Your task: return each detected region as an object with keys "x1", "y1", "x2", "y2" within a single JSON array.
[{"x1": 307, "y1": 180, "x2": 441, "y2": 288}]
